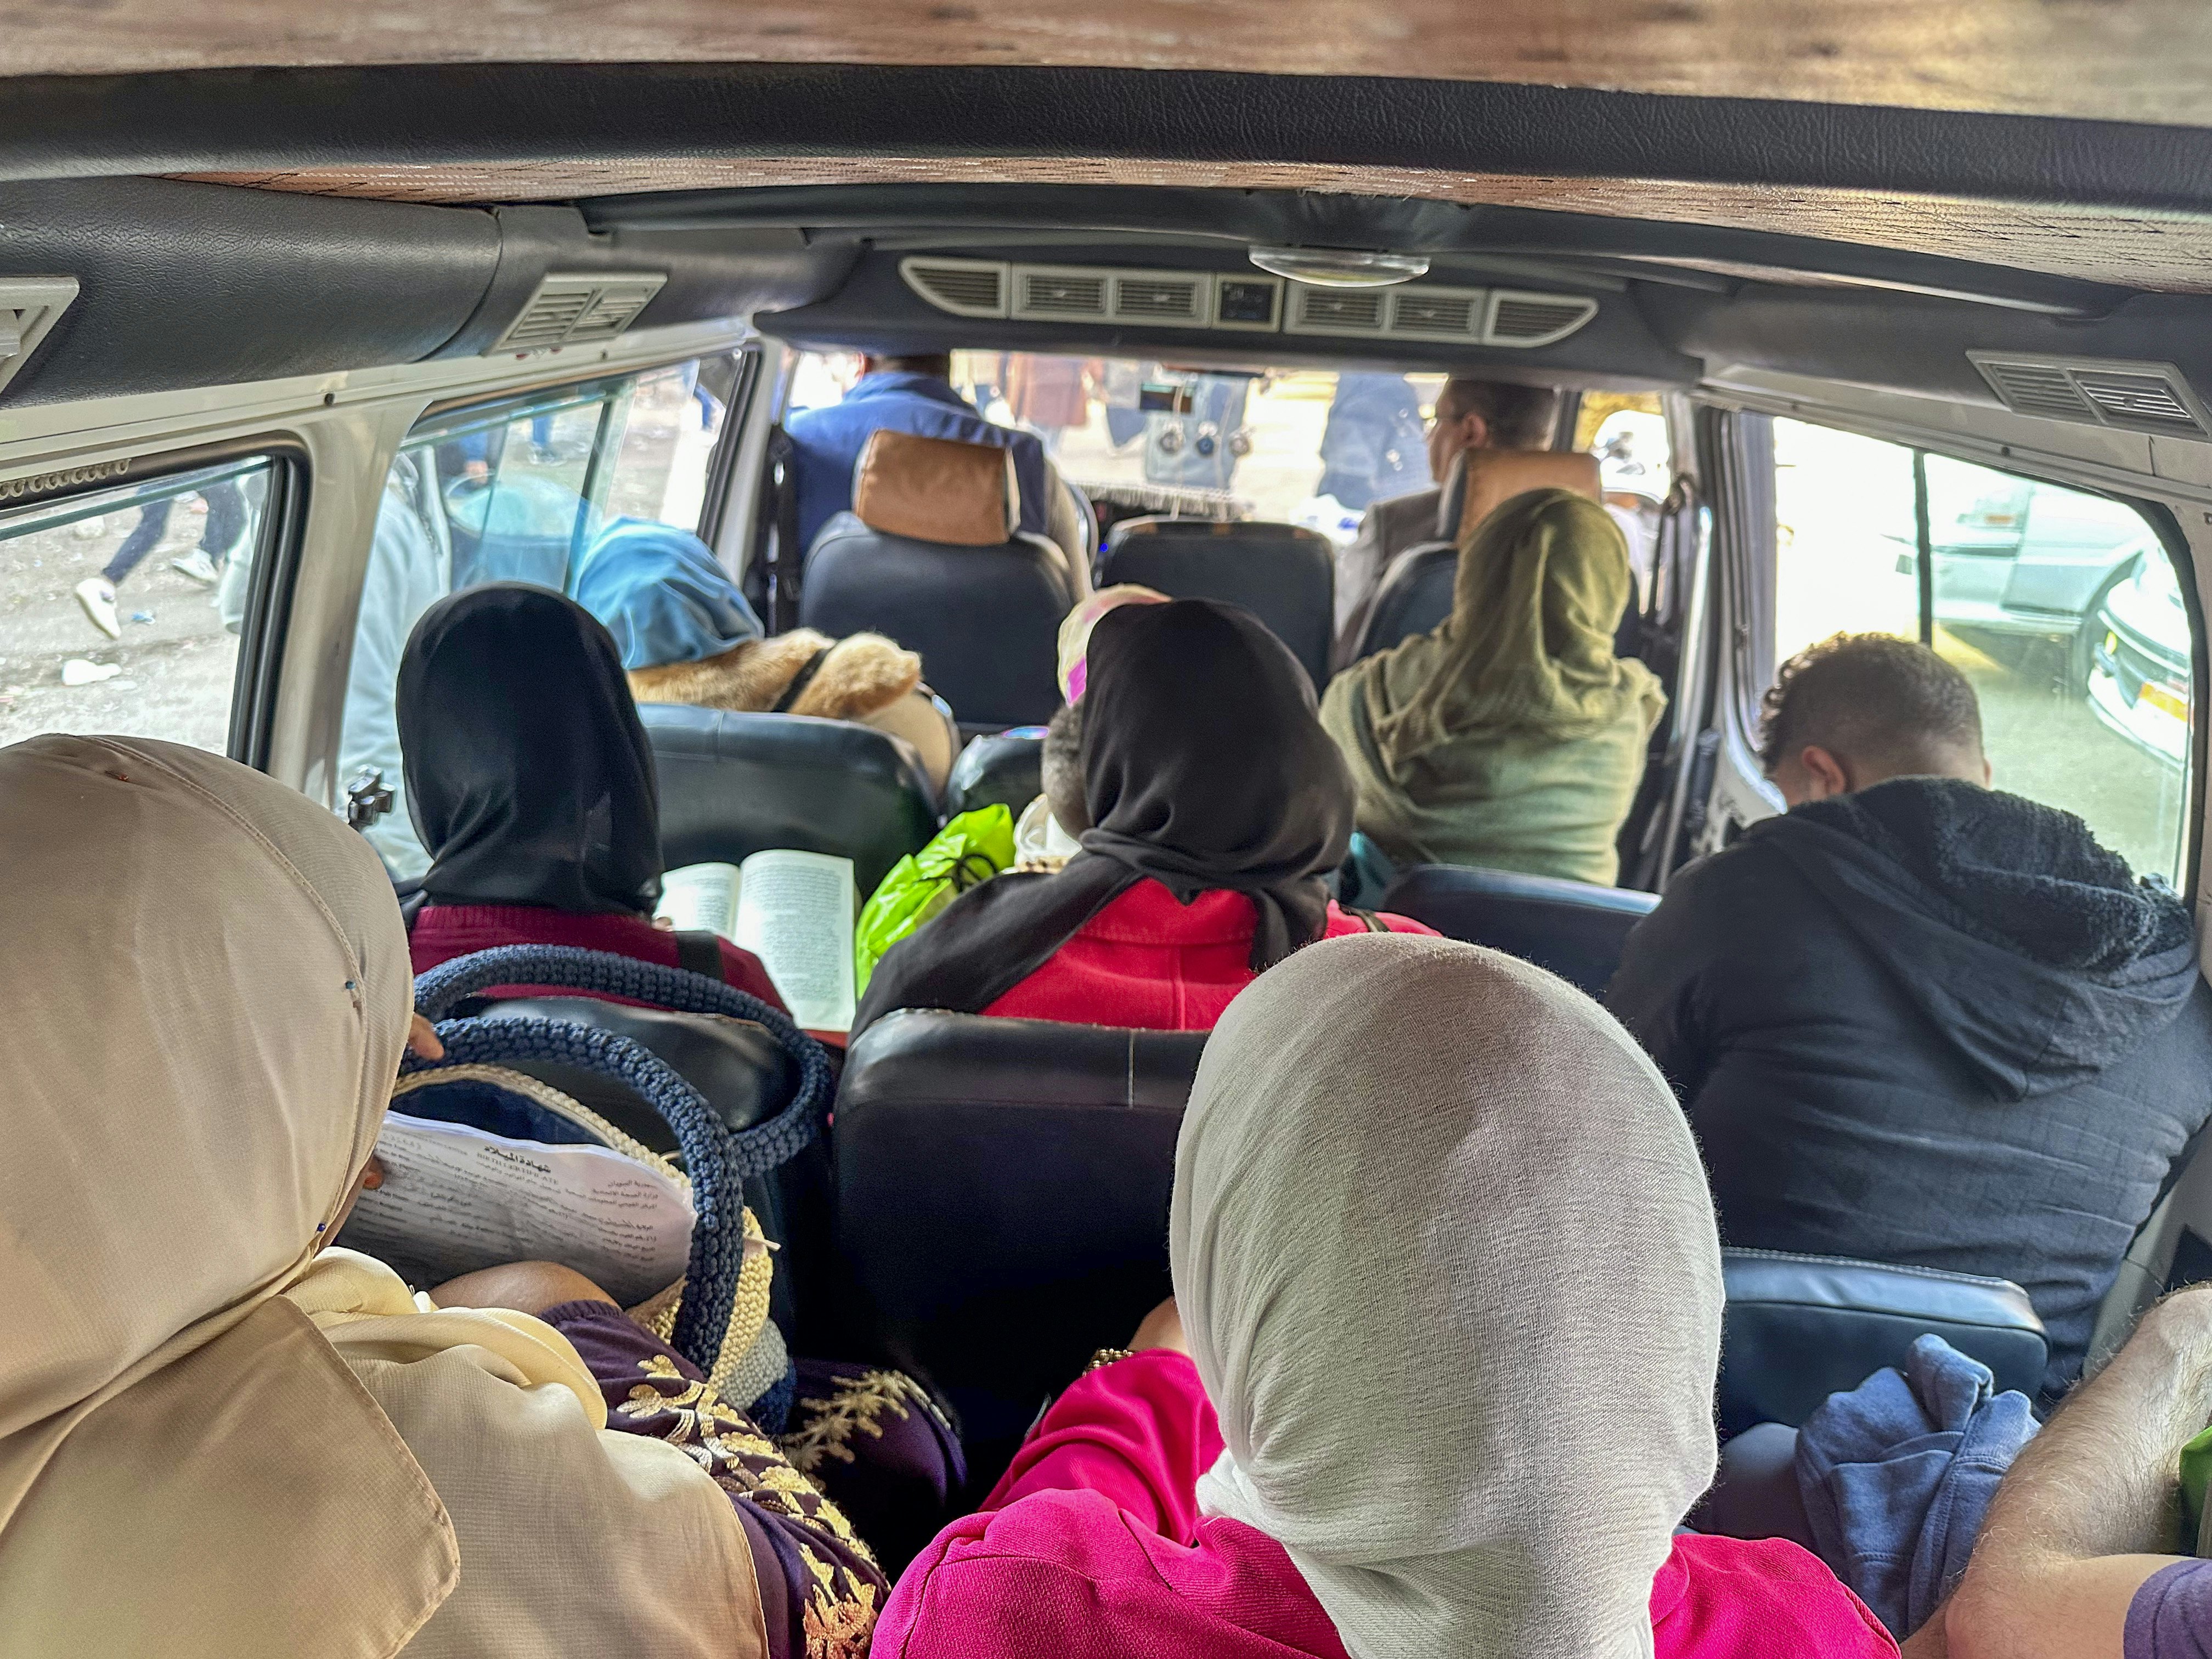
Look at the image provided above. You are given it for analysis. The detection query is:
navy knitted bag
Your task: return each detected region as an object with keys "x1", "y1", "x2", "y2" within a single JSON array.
[{"x1": 399, "y1": 944, "x2": 834, "y2": 1430}]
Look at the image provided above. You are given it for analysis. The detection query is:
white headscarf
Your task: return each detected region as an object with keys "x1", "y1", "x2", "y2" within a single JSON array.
[
  {"x1": 0, "y1": 736, "x2": 766, "y2": 1659},
  {"x1": 1171, "y1": 931, "x2": 1723, "y2": 1659}
]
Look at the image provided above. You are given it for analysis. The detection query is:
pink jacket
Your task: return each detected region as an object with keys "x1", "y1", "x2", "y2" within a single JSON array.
[{"x1": 877, "y1": 1350, "x2": 1899, "y2": 1659}]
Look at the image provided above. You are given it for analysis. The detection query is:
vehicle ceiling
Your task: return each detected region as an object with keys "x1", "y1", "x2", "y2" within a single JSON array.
[{"x1": 9, "y1": 8, "x2": 2212, "y2": 422}]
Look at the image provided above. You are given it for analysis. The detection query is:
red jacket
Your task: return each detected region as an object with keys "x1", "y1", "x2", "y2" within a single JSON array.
[
  {"x1": 981, "y1": 880, "x2": 1435, "y2": 1031},
  {"x1": 409, "y1": 902, "x2": 787, "y2": 1014}
]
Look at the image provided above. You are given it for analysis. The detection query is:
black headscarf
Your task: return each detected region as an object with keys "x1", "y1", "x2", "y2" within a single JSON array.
[
  {"x1": 398, "y1": 583, "x2": 663, "y2": 914},
  {"x1": 854, "y1": 598, "x2": 1353, "y2": 1034}
]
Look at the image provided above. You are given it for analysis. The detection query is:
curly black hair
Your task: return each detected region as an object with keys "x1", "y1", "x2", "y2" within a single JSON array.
[{"x1": 1758, "y1": 632, "x2": 1983, "y2": 776}]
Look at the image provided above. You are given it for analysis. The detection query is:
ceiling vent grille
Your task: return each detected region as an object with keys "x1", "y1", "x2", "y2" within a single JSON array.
[
  {"x1": 899, "y1": 257, "x2": 1009, "y2": 318},
  {"x1": 1012, "y1": 267, "x2": 1110, "y2": 320},
  {"x1": 1484, "y1": 291, "x2": 1600, "y2": 347},
  {"x1": 1387, "y1": 285, "x2": 1486, "y2": 341},
  {"x1": 1285, "y1": 286, "x2": 1389, "y2": 336},
  {"x1": 490, "y1": 273, "x2": 668, "y2": 353},
  {"x1": 1112, "y1": 273, "x2": 1208, "y2": 325},
  {"x1": 0, "y1": 276, "x2": 77, "y2": 399},
  {"x1": 1970, "y1": 352, "x2": 2212, "y2": 438}
]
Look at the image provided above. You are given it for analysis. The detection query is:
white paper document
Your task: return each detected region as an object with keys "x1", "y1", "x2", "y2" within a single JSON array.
[
  {"x1": 657, "y1": 849, "x2": 857, "y2": 1032},
  {"x1": 344, "y1": 1111, "x2": 693, "y2": 1305}
]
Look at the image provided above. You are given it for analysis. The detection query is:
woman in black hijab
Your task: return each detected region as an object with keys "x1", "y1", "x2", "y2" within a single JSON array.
[
  {"x1": 397, "y1": 583, "x2": 785, "y2": 1007},
  {"x1": 853, "y1": 599, "x2": 1432, "y2": 1036}
]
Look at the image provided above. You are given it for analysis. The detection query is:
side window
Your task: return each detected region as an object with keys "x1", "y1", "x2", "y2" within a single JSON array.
[
  {"x1": 1770, "y1": 415, "x2": 2196, "y2": 882},
  {"x1": 0, "y1": 455, "x2": 281, "y2": 755},
  {"x1": 340, "y1": 357, "x2": 733, "y2": 877}
]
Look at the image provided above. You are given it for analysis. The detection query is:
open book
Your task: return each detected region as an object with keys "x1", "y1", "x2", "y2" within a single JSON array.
[
  {"x1": 343, "y1": 1109, "x2": 694, "y2": 1306},
  {"x1": 655, "y1": 850, "x2": 857, "y2": 1032}
]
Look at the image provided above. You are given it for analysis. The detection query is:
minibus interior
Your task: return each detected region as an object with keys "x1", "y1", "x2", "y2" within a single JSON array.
[{"x1": 10, "y1": 14, "x2": 2212, "y2": 1635}]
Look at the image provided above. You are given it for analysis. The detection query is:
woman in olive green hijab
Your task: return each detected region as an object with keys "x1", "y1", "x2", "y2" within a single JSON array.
[{"x1": 1321, "y1": 487, "x2": 1664, "y2": 887}]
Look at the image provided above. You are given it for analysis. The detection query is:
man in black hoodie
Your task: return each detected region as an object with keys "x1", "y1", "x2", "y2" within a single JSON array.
[{"x1": 1610, "y1": 633, "x2": 2212, "y2": 1395}]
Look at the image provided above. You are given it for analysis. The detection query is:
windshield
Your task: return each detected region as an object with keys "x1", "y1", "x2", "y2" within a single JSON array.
[{"x1": 787, "y1": 352, "x2": 1447, "y2": 542}]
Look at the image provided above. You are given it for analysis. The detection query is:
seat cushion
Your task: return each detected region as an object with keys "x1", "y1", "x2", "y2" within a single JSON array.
[
  {"x1": 1719, "y1": 1248, "x2": 2048, "y2": 1434},
  {"x1": 1098, "y1": 517, "x2": 1334, "y2": 689},
  {"x1": 1378, "y1": 863, "x2": 1657, "y2": 998},
  {"x1": 944, "y1": 730, "x2": 1045, "y2": 820}
]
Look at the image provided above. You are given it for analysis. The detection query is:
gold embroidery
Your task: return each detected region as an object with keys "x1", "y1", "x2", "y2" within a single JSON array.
[
  {"x1": 799, "y1": 1546, "x2": 879, "y2": 1659},
  {"x1": 779, "y1": 1368, "x2": 941, "y2": 1477}
]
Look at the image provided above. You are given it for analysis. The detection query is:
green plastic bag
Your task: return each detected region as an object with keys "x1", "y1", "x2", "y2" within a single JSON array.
[
  {"x1": 2182, "y1": 1422, "x2": 2212, "y2": 1553},
  {"x1": 854, "y1": 804, "x2": 1018, "y2": 992}
]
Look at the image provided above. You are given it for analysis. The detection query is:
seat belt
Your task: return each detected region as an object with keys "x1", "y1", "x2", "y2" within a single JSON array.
[
  {"x1": 760, "y1": 424, "x2": 803, "y2": 633},
  {"x1": 672, "y1": 930, "x2": 727, "y2": 982}
]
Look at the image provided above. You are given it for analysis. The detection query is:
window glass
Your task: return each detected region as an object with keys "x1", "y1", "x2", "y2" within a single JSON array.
[
  {"x1": 341, "y1": 357, "x2": 732, "y2": 876},
  {"x1": 1771, "y1": 415, "x2": 2194, "y2": 881},
  {"x1": 0, "y1": 456, "x2": 278, "y2": 754}
]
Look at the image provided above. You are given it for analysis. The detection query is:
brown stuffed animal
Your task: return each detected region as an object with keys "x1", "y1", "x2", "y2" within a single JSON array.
[{"x1": 626, "y1": 628, "x2": 920, "y2": 721}]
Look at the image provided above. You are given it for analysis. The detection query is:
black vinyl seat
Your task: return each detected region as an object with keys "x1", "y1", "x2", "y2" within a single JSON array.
[
  {"x1": 639, "y1": 702, "x2": 936, "y2": 895},
  {"x1": 802, "y1": 429, "x2": 1072, "y2": 731},
  {"x1": 1097, "y1": 517, "x2": 1334, "y2": 689},
  {"x1": 943, "y1": 729, "x2": 1045, "y2": 821},
  {"x1": 1378, "y1": 864, "x2": 1658, "y2": 998},
  {"x1": 829, "y1": 1010, "x2": 1207, "y2": 1480},
  {"x1": 1719, "y1": 1248, "x2": 2049, "y2": 1433}
]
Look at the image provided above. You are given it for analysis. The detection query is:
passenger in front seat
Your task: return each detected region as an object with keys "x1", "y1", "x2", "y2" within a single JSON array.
[
  {"x1": 875, "y1": 932, "x2": 1900, "y2": 1659},
  {"x1": 1609, "y1": 633, "x2": 2212, "y2": 1397},
  {"x1": 1322, "y1": 487, "x2": 1665, "y2": 889},
  {"x1": 397, "y1": 583, "x2": 788, "y2": 1008},
  {"x1": 851, "y1": 599, "x2": 1432, "y2": 1037}
]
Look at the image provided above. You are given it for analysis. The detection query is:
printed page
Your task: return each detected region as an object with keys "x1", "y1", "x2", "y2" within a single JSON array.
[
  {"x1": 735, "y1": 848, "x2": 857, "y2": 1032},
  {"x1": 653, "y1": 861, "x2": 742, "y2": 941},
  {"x1": 343, "y1": 1111, "x2": 693, "y2": 1306}
]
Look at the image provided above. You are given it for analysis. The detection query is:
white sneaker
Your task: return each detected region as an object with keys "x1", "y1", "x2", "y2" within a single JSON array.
[
  {"x1": 170, "y1": 550, "x2": 219, "y2": 586},
  {"x1": 74, "y1": 576, "x2": 120, "y2": 640}
]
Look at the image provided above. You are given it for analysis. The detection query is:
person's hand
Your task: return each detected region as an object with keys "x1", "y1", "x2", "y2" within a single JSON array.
[
  {"x1": 1130, "y1": 1295, "x2": 1188, "y2": 1356},
  {"x1": 406, "y1": 1012, "x2": 444, "y2": 1062},
  {"x1": 428, "y1": 1261, "x2": 617, "y2": 1315}
]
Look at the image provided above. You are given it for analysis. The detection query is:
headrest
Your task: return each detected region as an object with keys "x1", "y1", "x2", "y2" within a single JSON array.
[
  {"x1": 1440, "y1": 448, "x2": 1604, "y2": 543},
  {"x1": 853, "y1": 428, "x2": 1018, "y2": 547}
]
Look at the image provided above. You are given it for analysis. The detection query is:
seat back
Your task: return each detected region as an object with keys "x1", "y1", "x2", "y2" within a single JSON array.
[
  {"x1": 830, "y1": 1011, "x2": 1206, "y2": 1476},
  {"x1": 1379, "y1": 864, "x2": 1657, "y2": 998},
  {"x1": 1719, "y1": 1249, "x2": 2048, "y2": 1433},
  {"x1": 1351, "y1": 447, "x2": 1606, "y2": 662},
  {"x1": 1097, "y1": 517, "x2": 1335, "y2": 688},
  {"x1": 943, "y1": 729, "x2": 1046, "y2": 821},
  {"x1": 801, "y1": 430, "x2": 1071, "y2": 730},
  {"x1": 639, "y1": 702, "x2": 936, "y2": 895}
]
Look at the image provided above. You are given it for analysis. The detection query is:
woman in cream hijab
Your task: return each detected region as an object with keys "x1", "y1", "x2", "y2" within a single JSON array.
[
  {"x1": 874, "y1": 931, "x2": 1899, "y2": 1659},
  {"x1": 0, "y1": 735, "x2": 881, "y2": 1659}
]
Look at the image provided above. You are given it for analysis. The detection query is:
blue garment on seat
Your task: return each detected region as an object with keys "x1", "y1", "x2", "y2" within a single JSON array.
[
  {"x1": 571, "y1": 516, "x2": 763, "y2": 670},
  {"x1": 1795, "y1": 1333, "x2": 2040, "y2": 1638},
  {"x1": 787, "y1": 371, "x2": 1049, "y2": 554}
]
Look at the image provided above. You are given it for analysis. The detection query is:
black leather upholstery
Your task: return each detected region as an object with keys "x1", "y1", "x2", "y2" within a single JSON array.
[
  {"x1": 639, "y1": 702, "x2": 937, "y2": 895},
  {"x1": 830, "y1": 1011, "x2": 1206, "y2": 1476},
  {"x1": 943, "y1": 730, "x2": 1045, "y2": 821},
  {"x1": 802, "y1": 513, "x2": 1071, "y2": 730},
  {"x1": 479, "y1": 995, "x2": 826, "y2": 1335},
  {"x1": 1378, "y1": 864, "x2": 1658, "y2": 998},
  {"x1": 1719, "y1": 1249, "x2": 2049, "y2": 1434},
  {"x1": 1352, "y1": 538, "x2": 1457, "y2": 662},
  {"x1": 1098, "y1": 517, "x2": 1335, "y2": 689}
]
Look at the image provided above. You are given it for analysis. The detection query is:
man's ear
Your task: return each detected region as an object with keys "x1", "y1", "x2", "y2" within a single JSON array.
[
  {"x1": 1799, "y1": 744, "x2": 1853, "y2": 801},
  {"x1": 1462, "y1": 411, "x2": 1490, "y2": 450}
]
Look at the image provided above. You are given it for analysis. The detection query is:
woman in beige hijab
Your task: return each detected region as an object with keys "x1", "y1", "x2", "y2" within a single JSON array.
[{"x1": 0, "y1": 734, "x2": 883, "y2": 1659}]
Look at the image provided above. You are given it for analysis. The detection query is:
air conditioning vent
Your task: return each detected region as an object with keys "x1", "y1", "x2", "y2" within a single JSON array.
[
  {"x1": 0, "y1": 276, "x2": 77, "y2": 399},
  {"x1": 1285, "y1": 286, "x2": 1389, "y2": 336},
  {"x1": 1012, "y1": 267, "x2": 1110, "y2": 320},
  {"x1": 1483, "y1": 291, "x2": 1599, "y2": 347},
  {"x1": 1112, "y1": 273, "x2": 1207, "y2": 325},
  {"x1": 489, "y1": 273, "x2": 668, "y2": 354},
  {"x1": 899, "y1": 257, "x2": 1009, "y2": 318},
  {"x1": 1387, "y1": 285, "x2": 1485, "y2": 341},
  {"x1": 1970, "y1": 352, "x2": 2212, "y2": 438}
]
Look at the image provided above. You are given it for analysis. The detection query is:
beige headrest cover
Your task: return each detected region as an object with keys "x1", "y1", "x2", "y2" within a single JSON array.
[
  {"x1": 1458, "y1": 449, "x2": 1604, "y2": 546},
  {"x1": 853, "y1": 428, "x2": 1018, "y2": 546}
]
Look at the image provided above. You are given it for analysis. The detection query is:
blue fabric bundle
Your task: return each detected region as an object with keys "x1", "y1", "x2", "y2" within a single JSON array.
[
  {"x1": 570, "y1": 515, "x2": 763, "y2": 670},
  {"x1": 1796, "y1": 1333, "x2": 2040, "y2": 1636}
]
